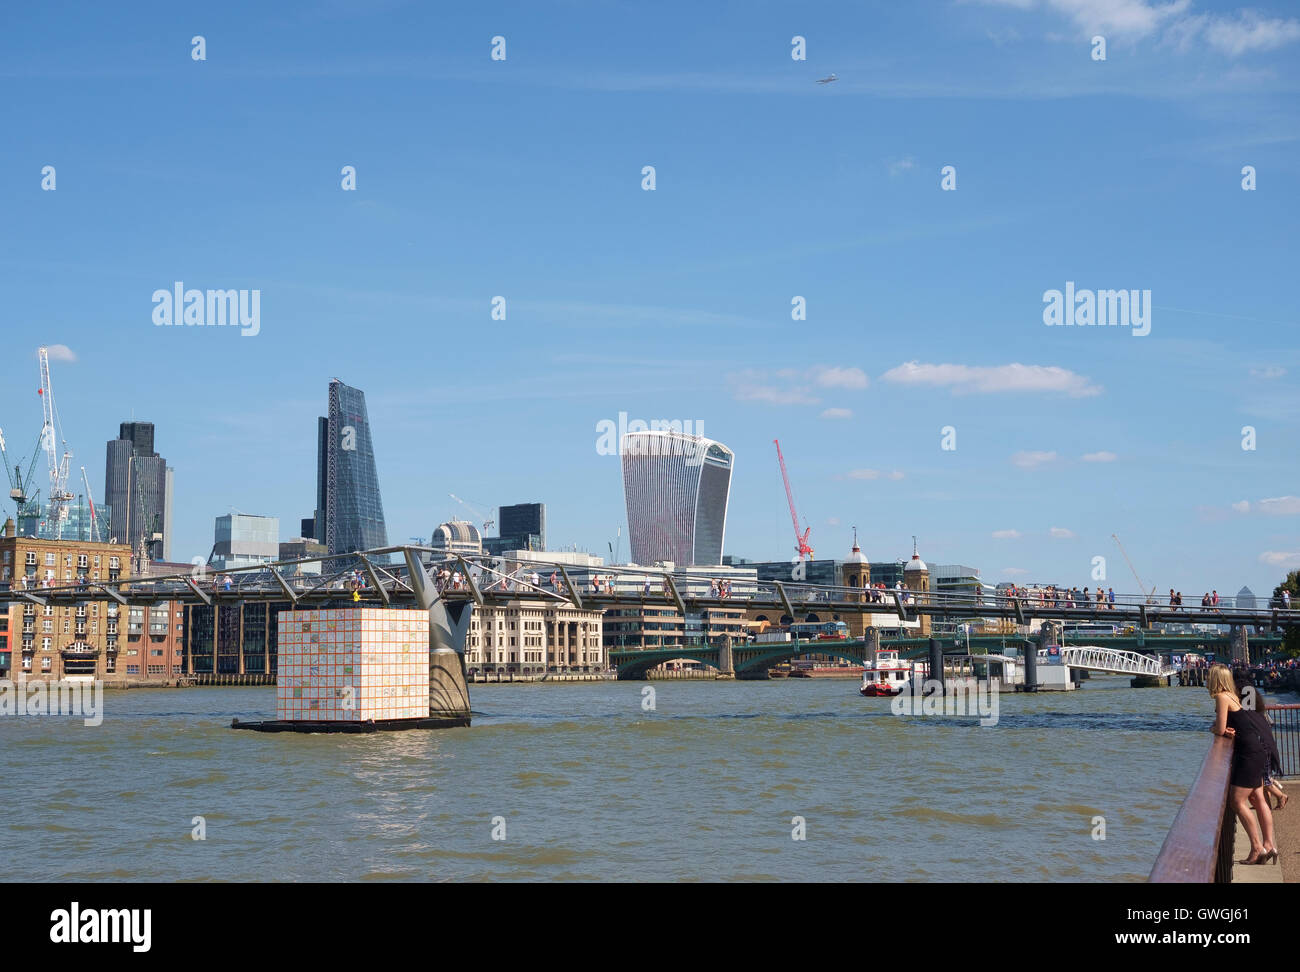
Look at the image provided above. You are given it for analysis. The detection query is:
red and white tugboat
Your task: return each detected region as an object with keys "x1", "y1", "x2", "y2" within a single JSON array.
[{"x1": 859, "y1": 647, "x2": 913, "y2": 697}]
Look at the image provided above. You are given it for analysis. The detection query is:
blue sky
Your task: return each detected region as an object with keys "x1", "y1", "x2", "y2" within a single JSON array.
[{"x1": 1, "y1": 0, "x2": 1297, "y2": 596}]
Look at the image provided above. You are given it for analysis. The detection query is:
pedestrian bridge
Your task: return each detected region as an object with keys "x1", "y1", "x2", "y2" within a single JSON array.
[{"x1": 1058, "y1": 645, "x2": 1176, "y2": 678}]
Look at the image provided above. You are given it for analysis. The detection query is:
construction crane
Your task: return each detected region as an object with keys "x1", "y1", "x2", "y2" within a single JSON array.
[
  {"x1": 0, "y1": 426, "x2": 44, "y2": 520},
  {"x1": 1111, "y1": 533, "x2": 1157, "y2": 604},
  {"x1": 774, "y1": 439, "x2": 814, "y2": 560},
  {"x1": 37, "y1": 347, "x2": 76, "y2": 539},
  {"x1": 448, "y1": 493, "x2": 495, "y2": 535},
  {"x1": 80, "y1": 466, "x2": 102, "y2": 543}
]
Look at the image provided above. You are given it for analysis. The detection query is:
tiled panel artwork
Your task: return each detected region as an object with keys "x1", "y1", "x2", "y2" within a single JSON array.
[{"x1": 276, "y1": 609, "x2": 429, "y2": 721}]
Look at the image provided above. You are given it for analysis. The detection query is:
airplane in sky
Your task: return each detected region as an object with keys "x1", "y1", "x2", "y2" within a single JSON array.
[{"x1": 816, "y1": 73, "x2": 838, "y2": 84}]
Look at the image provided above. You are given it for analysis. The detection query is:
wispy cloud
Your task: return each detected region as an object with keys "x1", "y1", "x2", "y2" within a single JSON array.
[
  {"x1": 1249, "y1": 365, "x2": 1286, "y2": 379},
  {"x1": 881, "y1": 361, "x2": 1102, "y2": 397},
  {"x1": 1082, "y1": 450, "x2": 1118, "y2": 462},
  {"x1": 1260, "y1": 550, "x2": 1300, "y2": 568},
  {"x1": 43, "y1": 344, "x2": 77, "y2": 363},
  {"x1": 1049, "y1": 526, "x2": 1075, "y2": 538},
  {"x1": 1231, "y1": 500, "x2": 1251, "y2": 513},
  {"x1": 1002, "y1": 567, "x2": 1030, "y2": 576},
  {"x1": 730, "y1": 365, "x2": 867, "y2": 406},
  {"x1": 888, "y1": 156, "x2": 917, "y2": 177},
  {"x1": 820, "y1": 407, "x2": 853, "y2": 419},
  {"x1": 845, "y1": 468, "x2": 904, "y2": 481},
  {"x1": 1258, "y1": 496, "x2": 1300, "y2": 515},
  {"x1": 992, "y1": 529, "x2": 1022, "y2": 539},
  {"x1": 1012, "y1": 450, "x2": 1059, "y2": 468}
]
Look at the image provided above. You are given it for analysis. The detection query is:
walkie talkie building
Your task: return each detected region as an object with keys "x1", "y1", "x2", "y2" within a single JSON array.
[
  {"x1": 621, "y1": 431, "x2": 733, "y2": 566},
  {"x1": 319, "y1": 379, "x2": 389, "y2": 556}
]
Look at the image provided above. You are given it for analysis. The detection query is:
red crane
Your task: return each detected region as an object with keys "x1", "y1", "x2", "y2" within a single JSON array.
[{"x1": 774, "y1": 439, "x2": 814, "y2": 560}]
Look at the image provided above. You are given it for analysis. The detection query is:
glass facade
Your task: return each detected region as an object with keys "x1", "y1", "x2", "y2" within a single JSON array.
[
  {"x1": 103, "y1": 422, "x2": 168, "y2": 556},
  {"x1": 497, "y1": 503, "x2": 546, "y2": 550},
  {"x1": 212, "y1": 513, "x2": 280, "y2": 570},
  {"x1": 622, "y1": 432, "x2": 733, "y2": 567},
  {"x1": 322, "y1": 380, "x2": 388, "y2": 556}
]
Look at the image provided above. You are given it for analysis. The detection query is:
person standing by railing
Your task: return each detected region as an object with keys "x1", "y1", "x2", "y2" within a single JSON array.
[{"x1": 1208, "y1": 663, "x2": 1279, "y2": 865}]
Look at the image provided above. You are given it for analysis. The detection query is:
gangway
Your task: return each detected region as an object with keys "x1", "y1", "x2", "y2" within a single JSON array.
[{"x1": 1058, "y1": 645, "x2": 1175, "y2": 678}]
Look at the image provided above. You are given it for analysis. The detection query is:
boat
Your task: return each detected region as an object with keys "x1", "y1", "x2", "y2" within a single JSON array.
[{"x1": 859, "y1": 647, "x2": 914, "y2": 697}]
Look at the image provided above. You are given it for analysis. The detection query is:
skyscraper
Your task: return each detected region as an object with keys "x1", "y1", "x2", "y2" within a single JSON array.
[
  {"x1": 317, "y1": 379, "x2": 388, "y2": 556},
  {"x1": 497, "y1": 502, "x2": 545, "y2": 551},
  {"x1": 622, "y1": 431, "x2": 733, "y2": 566},
  {"x1": 104, "y1": 421, "x2": 170, "y2": 560}
]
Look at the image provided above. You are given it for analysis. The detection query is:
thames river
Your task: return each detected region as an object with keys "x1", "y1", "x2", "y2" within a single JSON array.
[{"x1": 0, "y1": 676, "x2": 1237, "y2": 882}]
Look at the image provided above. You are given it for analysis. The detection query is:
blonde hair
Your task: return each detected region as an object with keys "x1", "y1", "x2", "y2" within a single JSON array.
[{"x1": 1206, "y1": 663, "x2": 1236, "y2": 698}]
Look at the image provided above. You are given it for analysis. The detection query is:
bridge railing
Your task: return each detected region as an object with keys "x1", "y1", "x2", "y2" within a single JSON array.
[
  {"x1": 1266, "y1": 704, "x2": 1300, "y2": 778},
  {"x1": 1149, "y1": 735, "x2": 1236, "y2": 883}
]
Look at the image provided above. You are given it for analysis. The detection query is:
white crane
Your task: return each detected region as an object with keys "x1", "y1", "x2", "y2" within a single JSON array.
[
  {"x1": 448, "y1": 493, "x2": 495, "y2": 535},
  {"x1": 37, "y1": 347, "x2": 75, "y2": 539},
  {"x1": 1111, "y1": 533, "x2": 1157, "y2": 605},
  {"x1": 80, "y1": 466, "x2": 102, "y2": 543}
]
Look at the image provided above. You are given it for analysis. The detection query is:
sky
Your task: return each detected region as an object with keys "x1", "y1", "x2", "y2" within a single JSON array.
[{"x1": 0, "y1": 0, "x2": 1297, "y2": 597}]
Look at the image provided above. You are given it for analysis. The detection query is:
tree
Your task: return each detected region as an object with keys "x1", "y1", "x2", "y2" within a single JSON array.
[{"x1": 1272, "y1": 570, "x2": 1300, "y2": 658}]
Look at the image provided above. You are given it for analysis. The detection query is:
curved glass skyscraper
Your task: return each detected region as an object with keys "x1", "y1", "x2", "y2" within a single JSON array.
[
  {"x1": 621, "y1": 431, "x2": 733, "y2": 566},
  {"x1": 319, "y1": 379, "x2": 389, "y2": 556}
]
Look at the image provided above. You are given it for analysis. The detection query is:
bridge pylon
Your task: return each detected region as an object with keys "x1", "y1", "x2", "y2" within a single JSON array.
[{"x1": 405, "y1": 549, "x2": 472, "y2": 721}]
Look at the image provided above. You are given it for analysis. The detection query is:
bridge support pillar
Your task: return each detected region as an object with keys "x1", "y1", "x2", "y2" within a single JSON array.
[
  {"x1": 406, "y1": 550, "x2": 473, "y2": 722},
  {"x1": 866, "y1": 627, "x2": 880, "y2": 662},
  {"x1": 1231, "y1": 626, "x2": 1249, "y2": 665},
  {"x1": 928, "y1": 638, "x2": 944, "y2": 696},
  {"x1": 717, "y1": 637, "x2": 734, "y2": 677}
]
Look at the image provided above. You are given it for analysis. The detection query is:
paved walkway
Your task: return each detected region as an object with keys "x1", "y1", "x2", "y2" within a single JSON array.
[{"x1": 1230, "y1": 783, "x2": 1292, "y2": 883}]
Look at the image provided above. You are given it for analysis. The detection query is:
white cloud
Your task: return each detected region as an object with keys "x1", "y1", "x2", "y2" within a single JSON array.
[
  {"x1": 728, "y1": 370, "x2": 819, "y2": 405},
  {"x1": 1012, "y1": 450, "x2": 1058, "y2": 468},
  {"x1": 971, "y1": 0, "x2": 1300, "y2": 56},
  {"x1": 992, "y1": 529, "x2": 1022, "y2": 539},
  {"x1": 826, "y1": 517, "x2": 841, "y2": 526},
  {"x1": 1082, "y1": 450, "x2": 1118, "y2": 462},
  {"x1": 1249, "y1": 365, "x2": 1286, "y2": 379},
  {"x1": 730, "y1": 364, "x2": 867, "y2": 405},
  {"x1": 1049, "y1": 526, "x2": 1075, "y2": 538},
  {"x1": 1257, "y1": 496, "x2": 1300, "y2": 515},
  {"x1": 1260, "y1": 550, "x2": 1300, "y2": 568},
  {"x1": 44, "y1": 344, "x2": 77, "y2": 363},
  {"x1": 811, "y1": 366, "x2": 869, "y2": 389},
  {"x1": 845, "y1": 468, "x2": 905, "y2": 481},
  {"x1": 881, "y1": 361, "x2": 1101, "y2": 398},
  {"x1": 1204, "y1": 10, "x2": 1300, "y2": 55},
  {"x1": 888, "y1": 156, "x2": 917, "y2": 177},
  {"x1": 1002, "y1": 567, "x2": 1030, "y2": 576},
  {"x1": 1231, "y1": 500, "x2": 1250, "y2": 513},
  {"x1": 820, "y1": 407, "x2": 853, "y2": 420}
]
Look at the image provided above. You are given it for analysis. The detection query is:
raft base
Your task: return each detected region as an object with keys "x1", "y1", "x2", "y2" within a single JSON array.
[{"x1": 231, "y1": 716, "x2": 470, "y2": 733}]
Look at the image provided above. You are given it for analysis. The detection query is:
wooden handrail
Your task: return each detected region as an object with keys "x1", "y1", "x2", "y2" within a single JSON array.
[{"x1": 1149, "y1": 735, "x2": 1235, "y2": 883}]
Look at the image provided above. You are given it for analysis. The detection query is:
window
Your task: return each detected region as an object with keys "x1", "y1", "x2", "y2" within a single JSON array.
[
  {"x1": 41, "y1": 657, "x2": 51, "y2": 671},
  {"x1": 41, "y1": 637, "x2": 51, "y2": 651},
  {"x1": 109, "y1": 557, "x2": 120, "y2": 569},
  {"x1": 64, "y1": 555, "x2": 73, "y2": 567},
  {"x1": 150, "y1": 649, "x2": 163, "y2": 657},
  {"x1": 77, "y1": 555, "x2": 87, "y2": 568},
  {"x1": 126, "y1": 665, "x2": 139, "y2": 674},
  {"x1": 93, "y1": 555, "x2": 100, "y2": 567},
  {"x1": 43, "y1": 605, "x2": 53, "y2": 616},
  {"x1": 45, "y1": 553, "x2": 56, "y2": 566},
  {"x1": 25, "y1": 552, "x2": 36, "y2": 566}
]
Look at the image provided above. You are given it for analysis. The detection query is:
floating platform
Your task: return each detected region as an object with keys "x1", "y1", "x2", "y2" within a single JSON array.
[{"x1": 231, "y1": 715, "x2": 470, "y2": 733}]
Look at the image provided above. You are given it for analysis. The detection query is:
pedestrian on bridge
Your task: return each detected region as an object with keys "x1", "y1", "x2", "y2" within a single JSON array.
[{"x1": 1208, "y1": 664, "x2": 1279, "y2": 865}]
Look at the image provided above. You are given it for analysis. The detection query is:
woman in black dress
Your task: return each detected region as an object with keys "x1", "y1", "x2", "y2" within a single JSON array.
[{"x1": 1208, "y1": 664, "x2": 1278, "y2": 864}]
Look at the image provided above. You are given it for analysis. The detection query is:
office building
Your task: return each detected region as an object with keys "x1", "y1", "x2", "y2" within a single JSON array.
[
  {"x1": 316, "y1": 380, "x2": 388, "y2": 556},
  {"x1": 280, "y1": 538, "x2": 327, "y2": 576},
  {"x1": 0, "y1": 519, "x2": 182, "y2": 683},
  {"x1": 429, "y1": 520, "x2": 484, "y2": 559},
  {"x1": 212, "y1": 513, "x2": 279, "y2": 571},
  {"x1": 622, "y1": 431, "x2": 733, "y2": 566},
  {"x1": 104, "y1": 421, "x2": 170, "y2": 561}
]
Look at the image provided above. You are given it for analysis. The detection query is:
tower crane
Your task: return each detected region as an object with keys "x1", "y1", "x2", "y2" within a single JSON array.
[
  {"x1": 1111, "y1": 533, "x2": 1157, "y2": 605},
  {"x1": 80, "y1": 466, "x2": 103, "y2": 543},
  {"x1": 448, "y1": 493, "x2": 495, "y2": 535},
  {"x1": 0, "y1": 426, "x2": 44, "y2": 520},
  {"x1": 37, "y1": 347, "x2": 75, "y2": 539},
  {"x1": 774, "y1": 439, "x2": 814, "y2": 560}
]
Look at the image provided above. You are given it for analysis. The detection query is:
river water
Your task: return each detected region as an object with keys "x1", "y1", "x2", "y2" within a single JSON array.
[{"x1": 1, "y1": 676, "x2": 1233, "y2": 882}]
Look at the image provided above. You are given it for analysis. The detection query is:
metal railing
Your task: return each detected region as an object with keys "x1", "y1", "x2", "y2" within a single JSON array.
[
  {"x1": 1266, "y1": 704, "x2": 1299, "y2": 778},
  {"x1": 1149, "y1": 735, "x2": 1236, "y2": 883}
]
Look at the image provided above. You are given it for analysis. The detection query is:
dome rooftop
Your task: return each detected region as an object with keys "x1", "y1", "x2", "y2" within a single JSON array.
[
  {"x1": 432, "y1": 520, "x2": 482, "y2": 545},
  {"x1": 904, "y1": 537, "x2": 928, "y2": 572}
]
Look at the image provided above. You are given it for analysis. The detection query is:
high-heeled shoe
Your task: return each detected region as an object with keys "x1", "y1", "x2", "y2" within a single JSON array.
[
  {"x1": 1239, "y1": 850, "x2": 1266, "y2": 865},
  {"x1": 1259, "y1": 849, "x2": 1279, "y2": 864},
  {"x1": 1275, "y1": 793, "x2": 1289, "y2": 811}
]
